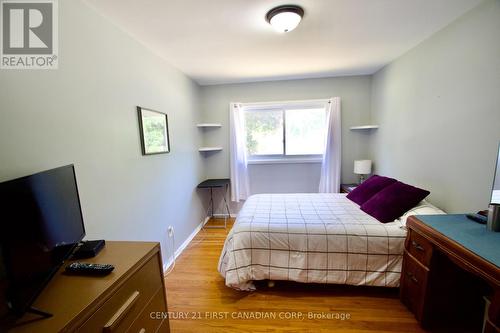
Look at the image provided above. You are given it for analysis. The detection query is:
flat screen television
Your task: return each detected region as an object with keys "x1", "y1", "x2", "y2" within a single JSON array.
[{"x1": 0, "y1": 165, "x2": 85, "y2": 318}]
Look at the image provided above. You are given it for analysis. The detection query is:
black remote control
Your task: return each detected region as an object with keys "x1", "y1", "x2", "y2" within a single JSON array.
[
  {"x1": 65, "y1": 262, "x2": 114, "y2": 276},
  {"x1": 466, "y1": 213, "x2": 487, "y2": 225}
]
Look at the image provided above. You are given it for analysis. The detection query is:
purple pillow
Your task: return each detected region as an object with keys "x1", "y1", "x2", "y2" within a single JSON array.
[
  {"x1": 360, "y1": 181, "x2": 430, "y2": 223},
  {"x1": 346, "y1": 175, "x2": 397, "y2": 205}
]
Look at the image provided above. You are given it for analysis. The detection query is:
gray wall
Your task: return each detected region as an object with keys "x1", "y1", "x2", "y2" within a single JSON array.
[
  {"x1": 370, "y1": 0, "x2": 500, "y2": 212},
  {"x1": 0, "y1": 0, "x2": 206, "y2": 266},
  {"x1": 2, "y1": 0, "x2": 496, "y2": 267},
  {"x1": 248, "y1": 163, "x2": 322, "y2": 194},
  {"x1": 199, "y1": 76, "x2": 372, "y2": 203}
]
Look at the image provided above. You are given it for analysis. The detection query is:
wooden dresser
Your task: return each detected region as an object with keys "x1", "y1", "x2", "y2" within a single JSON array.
[
  {"x1": 7, "y1": 241, "x2": 169, "y2": 333},
  {"x1": 401, "y1": 215, "x2": 500, "y2": 332}
]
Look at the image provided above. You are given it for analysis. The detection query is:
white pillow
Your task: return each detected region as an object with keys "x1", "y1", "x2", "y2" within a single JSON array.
[{"x1": 398, "y1": 200, "x2": 446, "y2": 225}]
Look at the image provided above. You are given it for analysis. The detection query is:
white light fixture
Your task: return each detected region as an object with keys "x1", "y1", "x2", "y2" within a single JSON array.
[
  {"x1": 266, "y1": 5, "x2": 304, "y2": 33},
  {"x1": 354, "y1": 160, "x2": 372, "y2": 184}
]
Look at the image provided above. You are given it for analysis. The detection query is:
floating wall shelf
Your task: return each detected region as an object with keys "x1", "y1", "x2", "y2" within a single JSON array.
[
  {"x1": 198, "y1": 122, "x2": 223, "y2": 155},
  {"x1": 197, "y1": 123, "x2": 222, "y2": 128},
  {"x1": 198, "y1": 147, "x2": 223, "y2": 152},
  {"x1": 350, "y1": 125, "x2": 379, "y2": 130}
]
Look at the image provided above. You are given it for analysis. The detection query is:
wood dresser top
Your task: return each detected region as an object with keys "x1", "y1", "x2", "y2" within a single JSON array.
[{"x1": 9, "y1": 241, "x2": 160, "y2": 333}]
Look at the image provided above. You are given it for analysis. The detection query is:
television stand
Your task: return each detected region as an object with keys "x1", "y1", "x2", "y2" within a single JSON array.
[
  {"x1": 0, "y1": 307, "x2": 51, "y2": 332},
  {"x1": 25, "y1": 307, "x2": 52, "y2": 318}
]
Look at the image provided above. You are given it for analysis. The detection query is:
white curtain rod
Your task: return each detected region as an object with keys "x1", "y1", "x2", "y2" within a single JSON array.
[{"x1": 236, "y1": 98, "x2": 331, "y2": 108}]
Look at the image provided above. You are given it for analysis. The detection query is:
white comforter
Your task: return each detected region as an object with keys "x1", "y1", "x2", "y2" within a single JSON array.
[{"x1": 218, "y1": 193, "x2": 407, "y2": 291}]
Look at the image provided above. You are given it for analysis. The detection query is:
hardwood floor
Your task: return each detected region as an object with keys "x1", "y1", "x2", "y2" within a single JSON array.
[{"x1": 165, "y1": 218, "x2": 427, "y2": 333}]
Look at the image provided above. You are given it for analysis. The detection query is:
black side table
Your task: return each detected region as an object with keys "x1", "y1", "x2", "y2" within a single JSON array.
[{"x1": 197, "y1": 178, "x2": 231, "y2": 229}]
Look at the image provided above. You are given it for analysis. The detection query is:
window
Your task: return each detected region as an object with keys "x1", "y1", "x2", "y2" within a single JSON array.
[{"x1": 243, "y1": 101, "x2": 327, "y2": 161}]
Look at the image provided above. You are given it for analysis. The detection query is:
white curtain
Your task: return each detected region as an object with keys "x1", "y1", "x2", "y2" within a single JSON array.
[
  {"x1": 319, "y1": 97, "x2": 342, "y2": 193},
  {"x1": 229, "y1": 103, "x2": 250, "y2": 202}
]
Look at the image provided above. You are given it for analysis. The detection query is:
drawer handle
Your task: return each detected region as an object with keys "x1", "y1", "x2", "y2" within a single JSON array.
[
  {"x1": 138, "y1": 329, "x2": 146, "y2": 333},
  {"x1": 103, "y1": 291, "x2": 140, "y2": 333},
  {"x1": 411, "y1": 240, "x2": 425, "y2": 252},
  {"x1": 406, "y1": 271, "x2": 419, "y2": 284}
]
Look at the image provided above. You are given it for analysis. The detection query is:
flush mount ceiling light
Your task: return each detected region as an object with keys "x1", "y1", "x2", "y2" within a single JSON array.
[{"x1": 266, "y1": 5, "x2": 304, "y2": 33}]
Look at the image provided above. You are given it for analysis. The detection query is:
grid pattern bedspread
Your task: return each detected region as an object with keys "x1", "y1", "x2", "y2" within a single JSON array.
[{"x1": 218, "y1": 193, "x2": 407, "y2": 291}]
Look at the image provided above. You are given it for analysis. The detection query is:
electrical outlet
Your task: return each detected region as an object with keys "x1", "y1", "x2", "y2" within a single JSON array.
[{"x1": 167, "y1": 226, "x2": 174, "y2": 237}]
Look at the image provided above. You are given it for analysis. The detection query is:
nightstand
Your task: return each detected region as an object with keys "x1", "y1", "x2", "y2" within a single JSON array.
[{"x1": 340, "y1": 183, "x2": 358, "y2": 193}]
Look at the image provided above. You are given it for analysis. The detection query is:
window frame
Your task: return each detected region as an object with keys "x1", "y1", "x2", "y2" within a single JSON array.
[{"x1": 241, "y1": 99, "x2": 329, "y2": 164}]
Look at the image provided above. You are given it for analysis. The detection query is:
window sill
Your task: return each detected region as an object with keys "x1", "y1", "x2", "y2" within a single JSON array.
[{"x1": 248, "y1": 158, "x2": 323, "y2": 165}]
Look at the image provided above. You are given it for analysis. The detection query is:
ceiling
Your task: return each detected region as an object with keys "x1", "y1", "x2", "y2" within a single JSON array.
[{"x1": 84, "y1": 0, "x2": 482, "y2": 85}]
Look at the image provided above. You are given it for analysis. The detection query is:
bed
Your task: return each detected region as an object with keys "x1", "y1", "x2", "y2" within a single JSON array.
[{"x1": 218, "y1": 193, "x2": 413, "y2": 291}]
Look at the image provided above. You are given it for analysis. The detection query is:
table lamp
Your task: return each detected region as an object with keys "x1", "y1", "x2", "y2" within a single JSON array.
[{"x1": 354, "y1": 160, "x2": 372, "y2": 184}]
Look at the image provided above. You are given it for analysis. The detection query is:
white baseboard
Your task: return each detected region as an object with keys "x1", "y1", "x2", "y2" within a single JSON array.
[
  {"x1": 163, "y1": 216, "x2": 209, "y2": 273},
  {"x1": 212, "y1": 213, "x2": 238, "y2": 218},
  {"x1": 163, "y1": 214, "x2": 237, "y2": 274},
  {"x1": 201, "y1": 216, "x2": 211, "y2": 227}
]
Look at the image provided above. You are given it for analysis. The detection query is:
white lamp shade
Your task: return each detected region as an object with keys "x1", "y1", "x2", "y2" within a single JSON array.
[
  {"x1": 354, "y1": 160, "x2": 372, "y2": 175},
  {"x1": 269, "y1": 11, "x2": 302, "y2": 33}
]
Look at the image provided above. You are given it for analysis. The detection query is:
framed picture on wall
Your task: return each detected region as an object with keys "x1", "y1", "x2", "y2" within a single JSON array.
[{"x1": 137, "y1": 106, "x2": 170, "y2": 155}]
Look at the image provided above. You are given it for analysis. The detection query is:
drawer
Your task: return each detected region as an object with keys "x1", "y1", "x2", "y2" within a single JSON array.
[
  {"x1": 78, "y1": 254, "x2": 163, "y2": 333},
  {"x1": 155, "y1": 317, "x2": 170, "y2": 333},
  {"x1": 400, "y1": 252, "x2": 429, "y2": 323},
  {"x1": 406, "y1": 229, "x2": 433, "y2": 267},
  {"x1": 127, "y1": 288, "x2": 169, "y2": 333}
]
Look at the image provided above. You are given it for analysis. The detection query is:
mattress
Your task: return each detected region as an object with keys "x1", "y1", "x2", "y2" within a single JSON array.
[{"x1": 218, "y1": 193, "x2": 407, "y2": 291}]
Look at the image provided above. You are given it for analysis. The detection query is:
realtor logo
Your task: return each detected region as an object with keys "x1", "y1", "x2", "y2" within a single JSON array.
[{"x1": 1, "y1": 0, "x2": 58, "y2": 69}]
